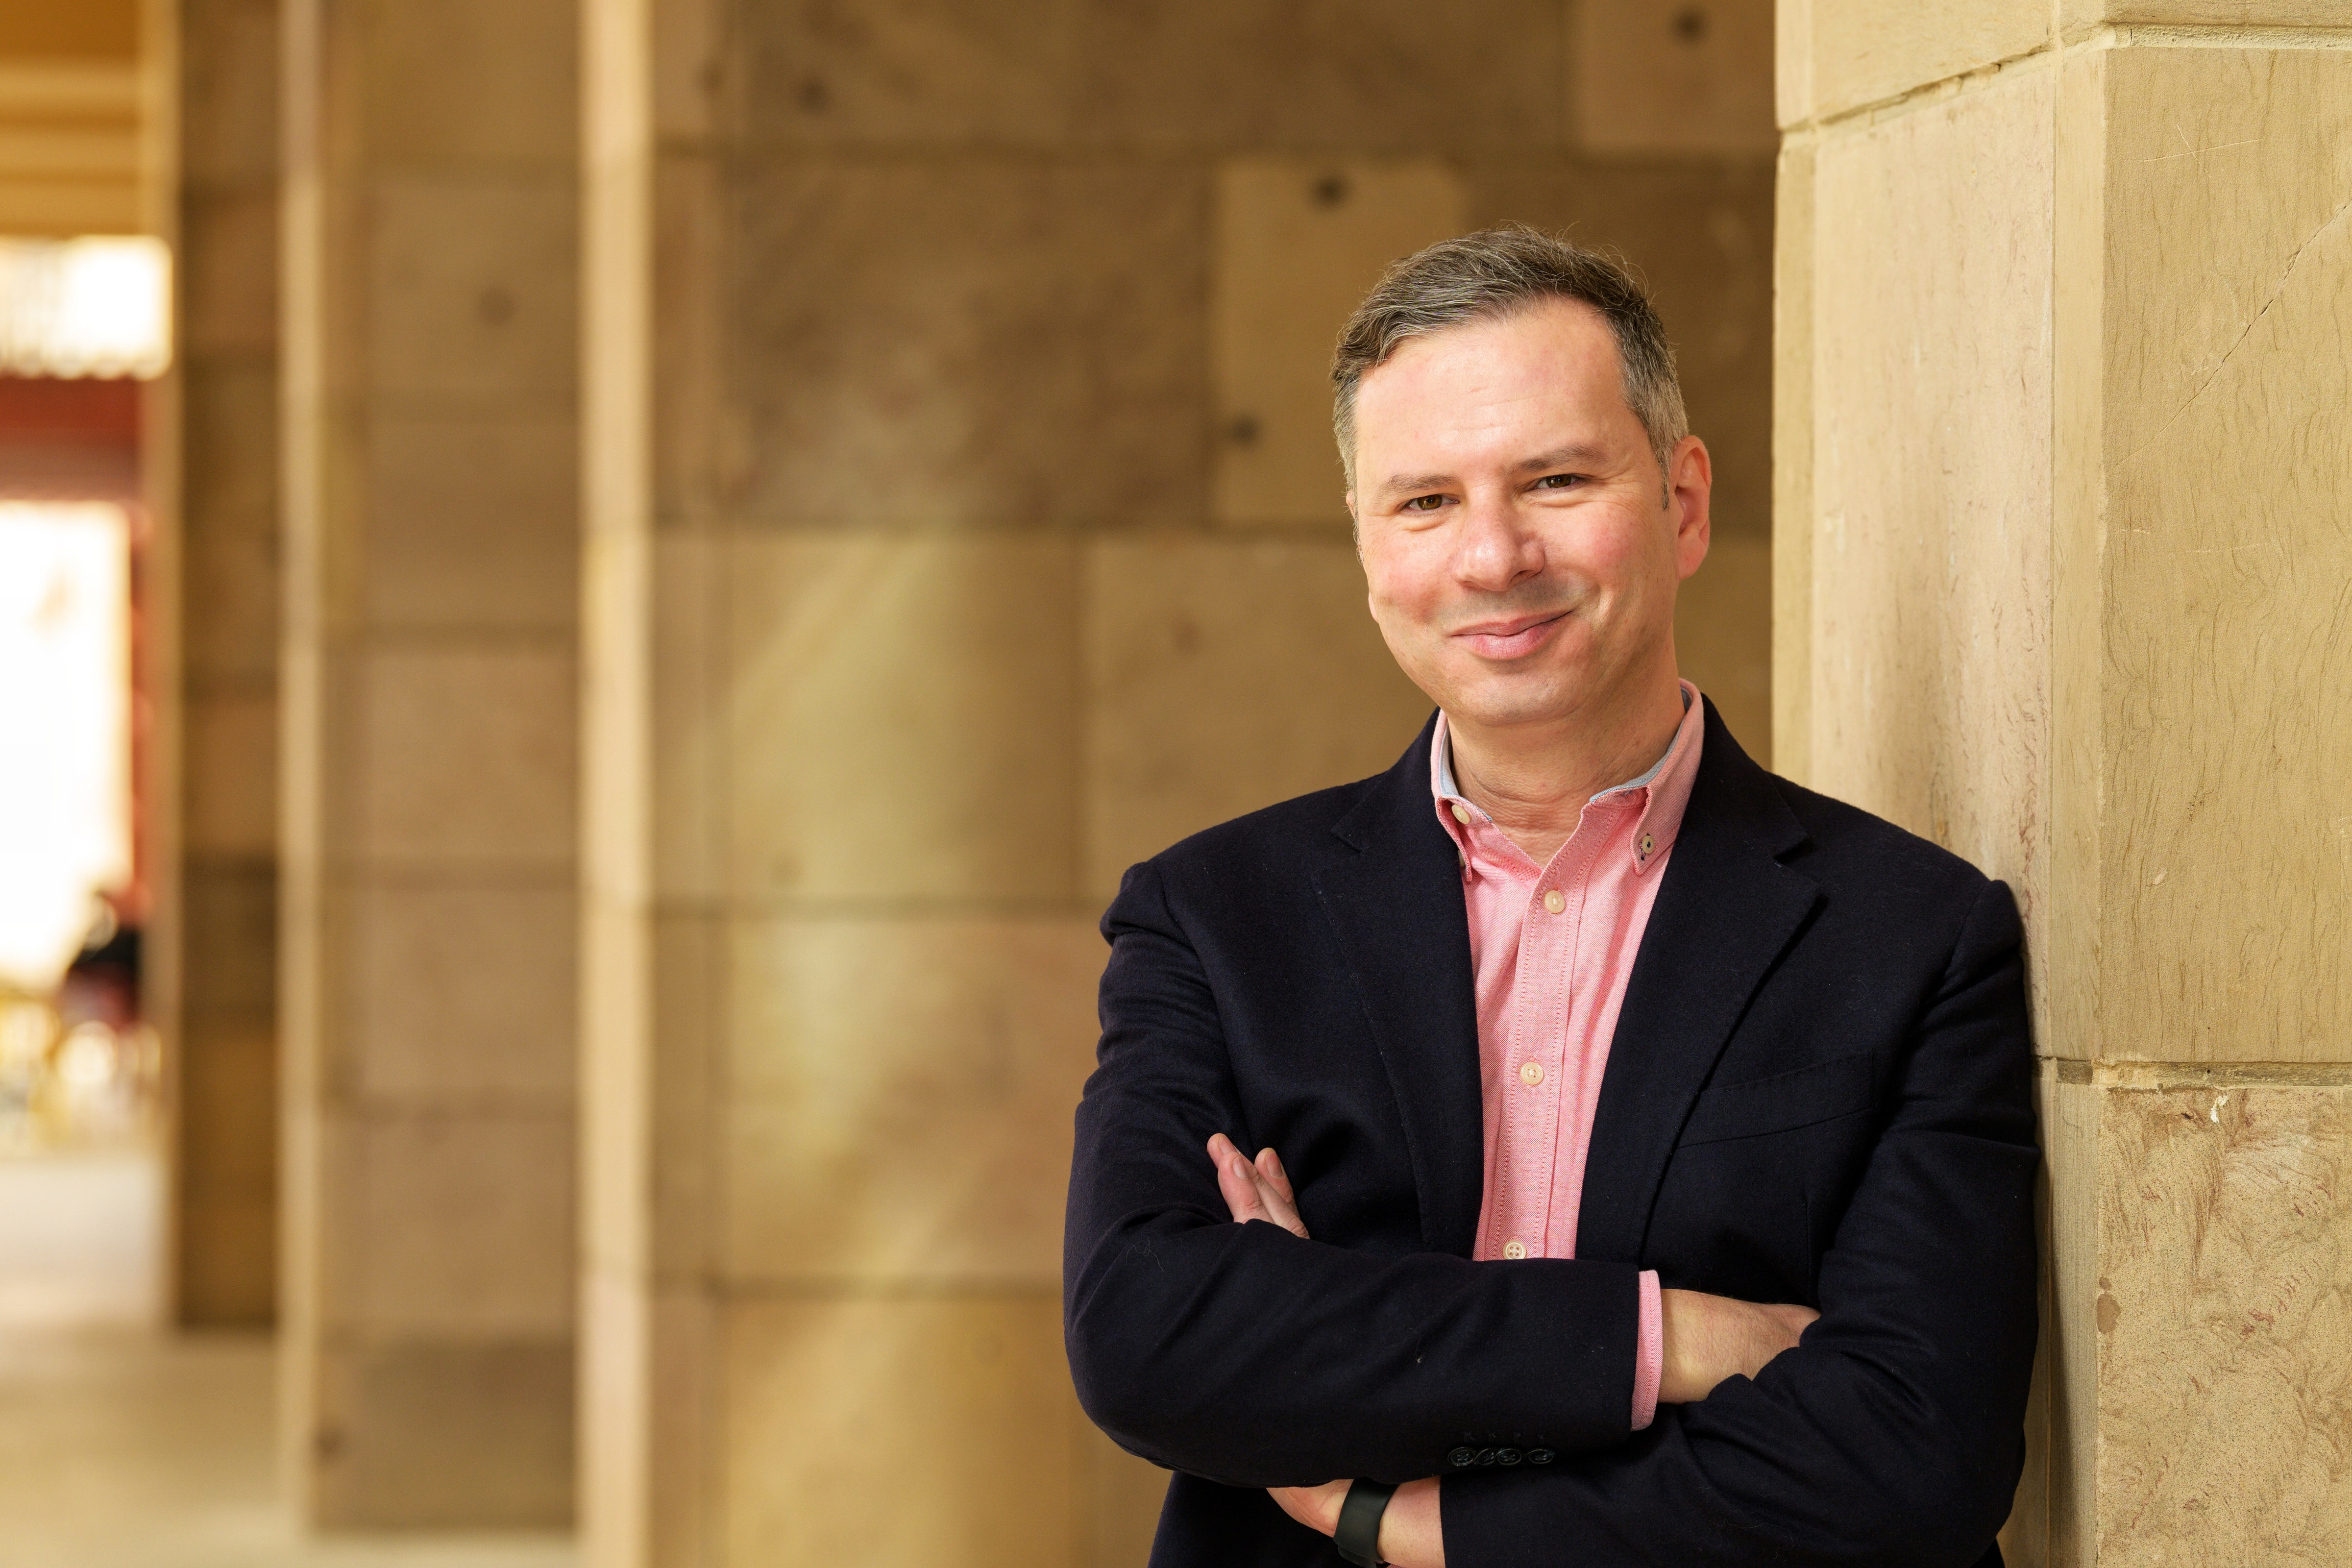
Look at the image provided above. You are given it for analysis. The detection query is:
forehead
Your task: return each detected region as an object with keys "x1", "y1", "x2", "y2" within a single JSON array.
[{"x1": 1352, "y1": 298, "x2": 1634, "y2": 450}]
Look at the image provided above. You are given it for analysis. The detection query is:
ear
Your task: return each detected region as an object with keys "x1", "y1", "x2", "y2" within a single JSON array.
[{"x1": 1666, "y1": 435, "x2": 1713, "y2": 581}]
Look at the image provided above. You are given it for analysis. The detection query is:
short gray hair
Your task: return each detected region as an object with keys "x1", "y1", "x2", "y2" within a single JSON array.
[{"x1": 1331, "y1": 225, "x2": 1688, "y2": 495}]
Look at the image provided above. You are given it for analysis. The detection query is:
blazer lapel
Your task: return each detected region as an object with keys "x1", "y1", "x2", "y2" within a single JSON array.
[
  {"x1": 1575, "y1": 701, "x2": 1822, "y2": 1265},
  {"x1": 1312, "y1": 717, "x2": 1488, "y2": 1258}
]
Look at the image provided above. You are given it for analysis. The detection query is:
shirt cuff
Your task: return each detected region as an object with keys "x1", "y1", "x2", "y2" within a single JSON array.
[{"x1": 1632, "y1": 1269, "x2": 1663, "y2": 1431}]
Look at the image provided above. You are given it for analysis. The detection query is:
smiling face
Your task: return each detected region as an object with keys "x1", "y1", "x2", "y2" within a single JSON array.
[{"x1": 1349, "y1": 297, "x2": 1711, "y2": 746}]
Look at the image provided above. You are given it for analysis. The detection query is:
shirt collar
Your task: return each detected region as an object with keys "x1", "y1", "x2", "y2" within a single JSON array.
[{"x1": 1431, "y1": 682, "x2": 1706, "y2": 877}]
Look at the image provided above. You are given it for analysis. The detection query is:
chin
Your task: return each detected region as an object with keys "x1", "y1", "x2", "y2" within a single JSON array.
[{"x1": 1443, "y1": 679, "x2": 1589, "y2": 732}]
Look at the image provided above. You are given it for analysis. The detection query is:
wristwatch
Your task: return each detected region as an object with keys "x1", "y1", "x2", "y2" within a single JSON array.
[{"x1": 1333, "y1": 1478, "x2": 1397, "y2": 1568}]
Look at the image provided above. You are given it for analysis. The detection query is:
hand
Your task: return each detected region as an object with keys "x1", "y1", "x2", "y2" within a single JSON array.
[
  {"x1": 1267, "y1": 1477, "x2": 1446, "y2": 1568},
  {"x1": 1206, "y1": 1133, "x2": 1309, "y2": 1239},
  {"x1": 1658, "y1": 1288, "x2": 1820, "y2": 1404}
]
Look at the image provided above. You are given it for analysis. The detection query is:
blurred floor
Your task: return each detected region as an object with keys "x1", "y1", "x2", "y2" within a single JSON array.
[
  {"x1": 0, "y1": 1330, "x2": 575, "y2": 1568},
  {"x1": 0, "y1": 1156, "x2": 571, "y2": 1568},
  {"x1": 0, "y1": 1152, "x2": 161, "y2": 1325}
]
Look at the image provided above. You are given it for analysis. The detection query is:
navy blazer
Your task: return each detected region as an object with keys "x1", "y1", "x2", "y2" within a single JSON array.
[{"x1": 1063, "y1": 702, "x2": 2038, "y2": 1567}]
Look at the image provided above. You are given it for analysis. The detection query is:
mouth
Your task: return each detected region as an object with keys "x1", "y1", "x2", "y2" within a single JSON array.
[{"x1": 1449, "y1": 608, "x2": 1572, "y2": 661}]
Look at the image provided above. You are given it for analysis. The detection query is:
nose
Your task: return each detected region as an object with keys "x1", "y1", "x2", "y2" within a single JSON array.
[{"x1": 1451, "y1": 488, "x2": 1544, "y2": 593}]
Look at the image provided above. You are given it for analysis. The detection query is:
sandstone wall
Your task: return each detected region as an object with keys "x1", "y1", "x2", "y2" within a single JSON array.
[
  {"x1": 582, "y1": 2, "x2": 1780, "y2": 1563},
  {"x1": 1776, "y1": 6, "x2": 2352, "y2": 1561}
]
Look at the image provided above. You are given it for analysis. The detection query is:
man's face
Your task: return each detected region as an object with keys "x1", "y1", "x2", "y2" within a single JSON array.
[{"x1": 1349, "y1": 299, "x2": 1709, "y2": 735}]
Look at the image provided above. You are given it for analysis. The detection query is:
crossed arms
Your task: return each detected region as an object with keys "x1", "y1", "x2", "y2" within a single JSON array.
[
  {"x1": 1063, "y1": 859, "x2": 2039, "y2": 1568},
  {"x1": 1208, "y1": 1134, "x2": 1819, "y2": 1565}
]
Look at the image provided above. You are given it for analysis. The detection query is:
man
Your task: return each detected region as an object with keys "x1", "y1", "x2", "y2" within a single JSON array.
[{"x1": 1063, "y1": 227, "x2": 2037, "y2": 1568}]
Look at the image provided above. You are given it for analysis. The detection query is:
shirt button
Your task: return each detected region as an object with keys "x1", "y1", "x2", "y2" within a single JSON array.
[
  {"x1": 1639, "y1": 832, "x2": 1656, "y2": 858},
  {"x1": 1502, "y1": 1240, "x2": 1527, "y2": 1260},
  {"x1": 1542, "y1": 889, "x2": 1566, "y2": 915},
  {"x1": 1519, "y1": 1060, "x2": 1544, "y2": 1087},
  {"x1": 1450, "y1": 802, "x2": 1471, "y2": 825}
]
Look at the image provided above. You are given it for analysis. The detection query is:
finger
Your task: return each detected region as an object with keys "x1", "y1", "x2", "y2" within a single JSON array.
[
  {"x1": 1256, "y1": 1147, "x2": 1298, "y2": 1208},
  {"x1": 1209, "y1": 1137, "x2": 1265, "y2": 1224},
  {"x1": 1250, "y1": 1149, "x2": 1309, "y2": 1239}
]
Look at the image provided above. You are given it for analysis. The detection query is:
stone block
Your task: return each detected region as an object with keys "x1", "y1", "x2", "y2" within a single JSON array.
[
  {"x1": 1787, "y1": 0, "x2": 2049, "y2": 123},
  {"x1": 1676, "y1": 535, "x2": 1772, "y2": 766},
  {"x1": 314, "y1": 1337, "x2": 575, "y2": 1528},
  {"x1": 725, "y1": 157, "x2": 1206, "y2": 528},
  {"x1": 176, "y1": 1023, "x2": 279, "y2": 1199},
  {"x1": 2093, "y1": 48, "x2": 2352, "y2": 1063},
  {"x1": 1806, "y1": 74, "x2": 2054, "y2": 925},
  {"x1": 2092, "y1": 1078, "x2": 2352, "y2": 1564},
  {"x1": 180, "y1": 858, "x2": 278, "y2": 1023},
  {"x1": 364, "y1": 416, "x2": 579, "y2": 632},
  {"x1": 721, "y1": 534, "x2": 1079, "y2": 902},
  {"x1": 180, "y1": 187, "x2": 278, "y2": 358},
  {"x1": 1213, "y1": 157, "x2": 1465, "y2": 528},
  {"x1": 1084, "y1": 537, "x2": 1432, "y2": 896},
  {"x1": 344, "y1": 880, "x2": 576, "y2": 1102},
  {"x1": 175, "y1": 1189, "x2": 276, "y2": 1326},
  {"x1": 180, "y1": 362, "x2": 279, "y2": 686},
  {"x1": 723, "y1": 915, "x2": 1101, "y2": 1285},
  {"x1": 184, "y1": 689, "x2": 277, "y2": 858},
  {"x1": 722, "y1": 1295, "x2": 1081, "y2": 1565},
  {"x1": 329, "y1": 1111, "x2": 574, "y2": 1338},
  {"x1": 369, "y1": 175, "x2": 578, "y2": 408},
  {"x1": 739, "y1": 0, "x2": 1073, "y2": 146},
  {"x1": 354, "y1": 644, "x2": 577, "y2": 868},
  {"x1": 1068, "y1": 0, "x2": 1565, "y2": 150},
  {"x1": 1575, "y1": 0, "x2": 1777, "y2": 158},
  {"x1": 363, "y1": 0, "x2": 577, "y2": 168},
  {"x1": 181, "y1": 0, "x2": 280, "y2": 189},
  {"x1": 1465, "y1": 160, "x2": 1776, "y2": 541}
]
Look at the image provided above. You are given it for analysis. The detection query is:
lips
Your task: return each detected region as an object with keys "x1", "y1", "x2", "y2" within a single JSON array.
[{"x1": 1451, "y1": 609, "x2": 1570, "y2": 660}]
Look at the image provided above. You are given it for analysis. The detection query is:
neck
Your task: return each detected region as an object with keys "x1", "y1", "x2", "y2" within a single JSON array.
[{"x1": 1445, "y1": 669, "x2": 1687, "y2": 867}]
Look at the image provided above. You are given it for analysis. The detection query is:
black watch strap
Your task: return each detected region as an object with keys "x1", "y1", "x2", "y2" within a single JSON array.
[{"x1": 1333, "y1": 1478, "x2": 1397, "y2": 1568}]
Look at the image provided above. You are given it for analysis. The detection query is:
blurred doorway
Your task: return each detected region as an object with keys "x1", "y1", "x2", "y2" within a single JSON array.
[
  {"x1": 0, "y1": 0, "x2": 172, "y2": 1332},
  {"x1": 0, "y1": 317, "x2": 167, "y2": 1330}
]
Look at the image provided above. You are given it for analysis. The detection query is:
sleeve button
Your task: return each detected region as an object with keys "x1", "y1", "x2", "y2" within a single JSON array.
[
  {"x1": 1494, "y1": 1447, "x2": 1522, "y2": 1466},
  {"x1": 1448, "y1": 1446, "x2": 1477, "y2": 1468},
  {"x1": 1527, "y1": 1447, "x2": 1555, "y2": 1465},
  {"x1": 1475, "y1": 1448, "x2": 1497, "y2": 1466}
]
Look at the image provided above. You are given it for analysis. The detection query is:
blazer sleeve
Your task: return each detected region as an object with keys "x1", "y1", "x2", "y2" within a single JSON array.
[
  {"x1": 1063, "y1": 858, "x2": 1643, "y2": 1489},
  {"x1": 1439, "y1": 878, "x2": 2042, "y2": 1568}
]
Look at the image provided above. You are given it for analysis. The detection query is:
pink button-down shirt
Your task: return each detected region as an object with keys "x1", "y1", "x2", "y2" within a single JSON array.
[{"x1": 1431, "y1": 681, "x2": 1706, "y2": 1432}]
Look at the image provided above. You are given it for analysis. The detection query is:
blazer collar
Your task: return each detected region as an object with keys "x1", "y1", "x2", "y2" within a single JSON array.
[
  {"x1": 1575, "y1": 698, "x2": 1820, "y2": 1264},
  {"x1": 1310, "y1": 701, "x2": 1819, "y2": 1265},
  {"x1": 1314, "y1": 712, "x2": 1488, "y2": 1256}
]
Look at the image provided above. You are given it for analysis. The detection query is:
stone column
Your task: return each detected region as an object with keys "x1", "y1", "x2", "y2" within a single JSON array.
[
  {"x1": 173, "y1": 0, "x2": 281, "y2": 1330},
  {"x1": 581, "y1": 3, "x2": 1779, "y2": 1565},
  {"x1": 1776, "y1": 6, "x2": 2352, "y2": 1562},
  {"x1": 279, "y1": 0, "x2": 580, "y2": 1527}
]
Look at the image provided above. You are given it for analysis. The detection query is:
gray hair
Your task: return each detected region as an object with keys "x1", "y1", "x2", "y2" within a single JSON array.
[{"x1": 1331, "y1": 225, "x2": 1688, "y2": 497}]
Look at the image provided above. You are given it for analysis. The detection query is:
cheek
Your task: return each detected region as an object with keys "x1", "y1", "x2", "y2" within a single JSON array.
[
  {"x1": 1555, "y1": 510, "x2": 1673, "y2": 601},
  {"x1": 1361, "y1": 546, "x2": 1441, "y2": 630}
]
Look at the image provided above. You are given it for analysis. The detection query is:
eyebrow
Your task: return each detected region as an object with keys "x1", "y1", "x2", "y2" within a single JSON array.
[{"x1": 1376, "y1": 444, "x2": 1611, "y2": 496}]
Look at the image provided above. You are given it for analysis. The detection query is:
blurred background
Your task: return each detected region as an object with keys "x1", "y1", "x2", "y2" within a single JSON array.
[{"x1": 0, "y1": 1, "x2": 1775, "y2": 1563}]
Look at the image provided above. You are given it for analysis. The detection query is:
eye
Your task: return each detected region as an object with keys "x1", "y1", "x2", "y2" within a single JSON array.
[
  {"x1": 1532, "y1": 473, "x2": 1584, "y2": 492},
  {"x1": 1401, "y1": 493, "x2": 1448, "y2": 513}
]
